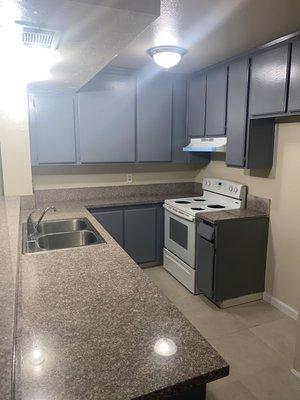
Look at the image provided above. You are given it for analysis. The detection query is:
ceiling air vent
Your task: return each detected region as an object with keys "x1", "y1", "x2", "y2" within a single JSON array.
[{"x1": 16, "y1": 22, "x2": 61, "y2": 49}]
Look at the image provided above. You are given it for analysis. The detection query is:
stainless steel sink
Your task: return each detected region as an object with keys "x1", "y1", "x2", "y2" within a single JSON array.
[
  {"x1": 38, "y1": 230, "x2": 99, "y2": 250},
  {"x1": 37, "y1": 218, "x2": 89, "y2": 234},
  {"x1": 23, "y1": 217, "x2": 105, "y2": 254}
]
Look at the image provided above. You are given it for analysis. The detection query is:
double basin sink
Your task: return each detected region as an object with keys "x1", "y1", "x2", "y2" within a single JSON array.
[{"x1": 23, "y1": 218, "x2": 106, "y2": 254}]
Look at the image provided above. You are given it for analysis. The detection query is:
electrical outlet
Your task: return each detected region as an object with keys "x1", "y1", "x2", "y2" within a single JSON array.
[{"x1": 126, "y1": 174, "x2": 133, "y2": 184}]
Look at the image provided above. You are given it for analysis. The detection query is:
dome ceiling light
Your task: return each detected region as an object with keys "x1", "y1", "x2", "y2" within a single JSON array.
[{"x1": 147, "y1": 46, "x2": 187, "y2": 69}]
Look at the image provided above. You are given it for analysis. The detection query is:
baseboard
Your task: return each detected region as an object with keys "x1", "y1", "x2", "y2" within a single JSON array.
[{"x1": 263, "y1": 292, "x2": 298, "y2": 321}]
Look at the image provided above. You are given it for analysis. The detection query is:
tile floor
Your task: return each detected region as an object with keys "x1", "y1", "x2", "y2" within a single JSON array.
[{"x1": 144, "y1": 266, "x2": 300, "y2": 400}]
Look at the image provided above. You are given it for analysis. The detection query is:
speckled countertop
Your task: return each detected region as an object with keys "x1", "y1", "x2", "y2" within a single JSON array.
[
  {"x1": 197, "y1": 208, "x2": 269, "y2": 224},
  {"x1": 14, "y1": 199, "x2": 229, "y2": 400}
]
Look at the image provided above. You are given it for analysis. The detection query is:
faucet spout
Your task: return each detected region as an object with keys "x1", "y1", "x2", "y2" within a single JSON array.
[{"x1": 36, "y1": 206, "x2": 57, "y2": 228}]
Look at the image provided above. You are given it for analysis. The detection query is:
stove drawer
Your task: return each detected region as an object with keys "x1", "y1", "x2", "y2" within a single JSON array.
[{"x1": 163, "y1": 248, "x2": 198, "y2": 294}]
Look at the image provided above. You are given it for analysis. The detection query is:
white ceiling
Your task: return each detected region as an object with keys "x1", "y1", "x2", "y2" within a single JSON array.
[
  {"x1": 0, "y1": 0, "x2": 160, "y2": 91},
  {"x1": 109, "y1": 0, "x2": 300, "y2": 73}
]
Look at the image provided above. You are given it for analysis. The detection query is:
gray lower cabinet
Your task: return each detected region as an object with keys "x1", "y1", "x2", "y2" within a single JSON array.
[
  {"x1": 288, "y1": 40, "x2": 300, "y2": 112},
  {"x1": 137, "y1": 76, "x2": 172, "y2": 162},
  {"x1": 92, "y1": 209, "x2": 124, "y2": 247},
  {"x1": 124, "y1": 207, "x2": 157, "y2": 263},
  {"x1": 196, "y1": 217, "x2": 269, "y2": 303},
  {"x1": 249, "y1": 45, "x2": 289, "y2": 116},
  {"x1": 28, "y1": 93, "x2": 76, "y2": 165},
  {"x1": 205, "y1": 66, "x2": 228, "y2": 137},
  {"x1": 226, "y1": 58, "x2": 249, "y2": 167},
  {"x1": 187, "y1": 74, "x2": 206, "y2": 137},
  {"x1": 89, "y1": 204, "x2": 164, "y2": 266},
  {"x1": 77, "y1": 73, "x2": 136, "y2": 163}
]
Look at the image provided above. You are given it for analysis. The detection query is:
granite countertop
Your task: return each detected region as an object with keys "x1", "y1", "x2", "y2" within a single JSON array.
[
  {"x1": 197, "y1": 207, "x2": 269, "y2": 224},
  {"x1": 14, "y1": 200, "x2": 229, "y2": 400}
]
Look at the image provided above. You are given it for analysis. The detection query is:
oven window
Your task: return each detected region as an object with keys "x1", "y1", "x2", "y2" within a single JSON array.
[{"x1": 170, "y1": 218, "x2": 188, "y2": 249}]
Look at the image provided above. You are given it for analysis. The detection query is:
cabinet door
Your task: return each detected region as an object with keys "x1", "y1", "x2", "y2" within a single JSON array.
[
  {"x1": 205, "y1": 66, "x2": 228, "y2": 136},
  {"x1": 92, "y1": 209, "x2": 124, "y2": 247},
  {"x1": 124, "y1": 207, "x2": 157, "y2": 264},
  {"x1": 77, "y1": 74, "x2": 135, "y2": 163},
  {"x1": 137, "y1": 76, "x2": 172, "y2": 162},
  {"x1": 172, "y1": 78, "x2": 187, "y2": 163},
  {"x1": 288, "y1": 40, "x2": 300, "y2": 112},
  {"x1": 249, "y1": 45, "x2": 289, "y2": 115},
  {"x1": 196, "y1": 235, "x2": 215, "y2": 299},
  {"x1": 187, "y1": 74, "x2": 206, "y2": 137},
  {"x1": 226, "y1": 58, "x2": 249, "y2": 167},
  {"x1": 29, "y1": 94, "x2": 76, "y2": 164}
]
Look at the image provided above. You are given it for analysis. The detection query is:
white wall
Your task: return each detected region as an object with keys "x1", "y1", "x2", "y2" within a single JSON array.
[
  {"x1": 195, "y1": 122, "x2": 300, "y2": 311},
  {"x1": 0, "y1": 109, "x2": 33, "y2": 196},
  {"x1": 32, "y1": 164, "x2": 197, "y2": 190}
]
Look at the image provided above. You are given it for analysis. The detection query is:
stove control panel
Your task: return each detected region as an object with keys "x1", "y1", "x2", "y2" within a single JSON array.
[{"x1": 202, "y1": 178, "x2": 247, "y2": 203}]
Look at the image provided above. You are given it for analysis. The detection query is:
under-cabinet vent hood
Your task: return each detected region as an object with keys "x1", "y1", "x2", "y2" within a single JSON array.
[{"x1": 183, "y1": 137, "x2": 227, "y2": 153}]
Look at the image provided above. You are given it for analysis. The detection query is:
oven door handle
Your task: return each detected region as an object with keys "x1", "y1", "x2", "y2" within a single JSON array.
[{"x1": 163, "y1": 204, "x2": 195, "y2": 222}]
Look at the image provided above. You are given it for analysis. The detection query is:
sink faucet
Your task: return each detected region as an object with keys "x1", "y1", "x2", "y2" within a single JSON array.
[{"x1": 27, "y1": 206, "x2": 57, "y2": 237}]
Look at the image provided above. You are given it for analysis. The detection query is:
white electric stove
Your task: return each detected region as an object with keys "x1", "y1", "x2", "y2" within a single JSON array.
[{"x1": 163, "y1": 178, "x2": 247, "y2": 294}]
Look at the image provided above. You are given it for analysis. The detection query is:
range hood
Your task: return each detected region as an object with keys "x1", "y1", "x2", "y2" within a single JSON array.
[{"x1": 183, "y1": 137, "x2": 227, "y2": 153}]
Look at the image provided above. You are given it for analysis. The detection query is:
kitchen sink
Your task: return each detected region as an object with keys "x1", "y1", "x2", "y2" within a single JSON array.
[
  {"x1": 38, "y1": 230, "x2": 99, "y2": 250},
  {"x1": 36, "y1": 218, "x2": 89, "y2": 234},
  {"x1": 23, "y1": 217, "x2": 106, "y2": 253}
]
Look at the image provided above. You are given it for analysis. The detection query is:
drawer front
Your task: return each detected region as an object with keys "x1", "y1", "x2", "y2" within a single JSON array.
[
  {"x1": 163, "y1": 248, "x2": 197, "y2": 294},
  {"x1": 197, "y1": 220, "x2": 215, "y2": 242}
]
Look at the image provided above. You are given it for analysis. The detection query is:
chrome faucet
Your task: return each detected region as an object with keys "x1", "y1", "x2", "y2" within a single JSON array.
[{"x1": 27, "y1": 206, "x2": 57, "y2": 237}]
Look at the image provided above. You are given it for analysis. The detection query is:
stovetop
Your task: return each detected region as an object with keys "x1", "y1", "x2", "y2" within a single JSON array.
[{"x1": 165, "y1": 191, "x2": 243, "y2": 217}]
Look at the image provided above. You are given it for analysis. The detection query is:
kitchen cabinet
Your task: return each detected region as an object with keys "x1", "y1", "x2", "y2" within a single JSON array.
[
  {"x1": 226, "y1": 58, "x2": 249, "y2": 167},
  {"x1": 124, "y1": 207, "x2": 157, "y2": 263},
  {"x1": 172, "y1": 78, "x2": 188, "y2": 163},
  {"x1": 89, "y1": 204, "x2": 164, "y2": 266},
  {"x1": 249, "y1": 45, "x2": 289, "y2": 116},
  {"x1": 28, "y1": 93, "x2": 76, "y2": 165},
  {"x1": 196, "y1": 217, "x2": 269, "y2": 305},
  {"x1": 205, "y1": 66, "x2": 228, "y2": 137},
  {"x1": 92, "y1": 209, "x2": 124, "y2": 247},
  {"x1": 187, "y1": 74, "x2": 206, "y2": 137},
  {"x1": 288, "y1": 40, "x2": 300, "y2": 112},
  {"x1": 137, "y1": 76, "x2": 172, "y2": 162},
  {"x1": 77, "y1": 73, "x2": 136, "y2": 163}
]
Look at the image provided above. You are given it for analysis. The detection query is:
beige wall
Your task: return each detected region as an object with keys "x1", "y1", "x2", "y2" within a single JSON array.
[
  {"x1": 0, "y1": 110, "x2": 33, "y2": 196},
  {"x1": 32, "y1": 164, "x2": 197, "y2": 190},
  {"x1": 295, "y1": 318, "x2": 300, "y2": 372},
  {"x1": 195, "y1": 122, "x2": 300, "y2": 311}
]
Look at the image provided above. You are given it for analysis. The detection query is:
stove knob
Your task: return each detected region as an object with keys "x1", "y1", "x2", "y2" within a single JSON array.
[
  {"x1": 234, "y1": 187, "x2": 238, "y2": 193},
  {"x1": 229, "y1": 186, "x2": 233, "y2": 192},
  {"x1": 207, "y1": 180, "x2": 211, "y2": 186}
]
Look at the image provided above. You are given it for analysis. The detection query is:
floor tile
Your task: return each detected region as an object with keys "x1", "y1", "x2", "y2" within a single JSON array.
[
  {"x1": 241, "y1": 364, "x2": 300, "y2": 400},
  {"x1": 227, "y1": 300, "x2": 286, "y2": 328},
  {"x1": 209, "y1": 329, "x2": 286, "y2": 379},
  {"x1": 183, "y1": 307, "x2": 246, "y2": 340},
  {"x1": 250, "y1": 317, "x2": 297, "y2": 366},
  {"x1": 206, "y1": 379, "x2": 257, "y2": 400}
]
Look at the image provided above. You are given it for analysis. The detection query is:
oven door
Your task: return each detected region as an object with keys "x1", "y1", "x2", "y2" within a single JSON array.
[{"x1": 164, "y1": 208, "x2": 196, "y2": 268}]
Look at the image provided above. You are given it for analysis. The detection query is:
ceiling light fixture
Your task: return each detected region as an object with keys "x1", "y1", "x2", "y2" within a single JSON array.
[{"x1": 147, "y1": 46, "x2": 187, "y2": 69}]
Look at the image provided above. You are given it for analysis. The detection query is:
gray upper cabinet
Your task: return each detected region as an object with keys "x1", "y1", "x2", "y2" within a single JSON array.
[
  {"x1": 187, "y1": 74, "x2": 206, "y2": 137},
  {"x1": 226, "y1": 58, "x2": 249, "y2": 167},
  {"x1": 288, "y1": 40, "x2": 300, "y2": 112},
  {"x1": 137, "y1": 76, "x2": 172, "y2": 162},
  {"x1": 29, "y1": 93, "x2": 76, "y2": 165},
  {"x1": 205, "y1": 66, "x2": 228, "y2": 137},
  {"x1": 77, "y1": 73, "x2": 136, "y2": 163},
  {"x1": 172, "y1": 78, "x2": 188, "y2": 163},
  {"x1": 249, "y1": 45, "x2": 289, "y2": 116}
]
